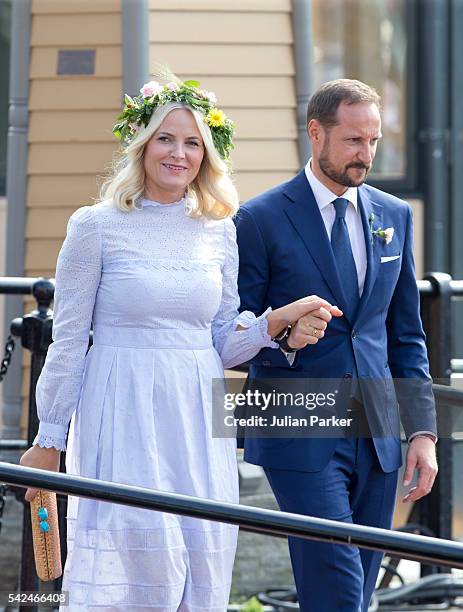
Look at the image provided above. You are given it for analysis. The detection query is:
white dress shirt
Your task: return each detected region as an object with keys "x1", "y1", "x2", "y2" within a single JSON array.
[{"x1": 304, "y1": 160, "x2": 367, "y2": 296}]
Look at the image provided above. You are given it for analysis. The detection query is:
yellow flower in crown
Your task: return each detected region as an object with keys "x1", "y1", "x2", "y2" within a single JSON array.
[{"x1": 206, "y1": 108, "x2": 227, "y2": 128}]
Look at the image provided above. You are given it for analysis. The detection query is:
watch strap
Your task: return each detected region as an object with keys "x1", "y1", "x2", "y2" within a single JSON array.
[{"x1": 272, "y1": 324, "x2": 296, "y2": 353}]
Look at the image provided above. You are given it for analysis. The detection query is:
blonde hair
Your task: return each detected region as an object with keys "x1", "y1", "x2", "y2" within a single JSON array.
[{"x1": 99, "y1": 102, "x2": 239, "y2": 219}]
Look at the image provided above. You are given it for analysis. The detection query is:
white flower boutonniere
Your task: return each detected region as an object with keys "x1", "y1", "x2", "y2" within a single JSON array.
[{"x1": 368, "y1": 213, "x2": 394, "y2": 245}]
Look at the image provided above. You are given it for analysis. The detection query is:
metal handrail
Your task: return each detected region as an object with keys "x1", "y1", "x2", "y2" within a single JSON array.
[
  {"x1": 416, "y1": 278, "x2": 463, "y2": 296},
  {"x1": 0, "y1": 277, "x2": 55, "y2": 295},
  {"x1": 1, "y1": 462, "x2": 463, "y2": 569},
  {"x1": 0, "y1": 440, "x2": 28, "y2": 450},
  {"x1": 0, "y1": 277, "x2": 461, "y2": 298},
  {"x1": 433, "y1": 383, "x2": 463, "y2": 406},
  {"x1": 417, "y1": 279, "x2": 434, "y2": 294}
]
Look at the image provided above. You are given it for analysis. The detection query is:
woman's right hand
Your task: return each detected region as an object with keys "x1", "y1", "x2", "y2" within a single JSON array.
[{"x1": 19, "y1": 445, "x2": 61, "y2": 502}]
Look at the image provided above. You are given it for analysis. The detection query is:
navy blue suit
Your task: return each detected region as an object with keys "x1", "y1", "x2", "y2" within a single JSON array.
[{"x1": 235, "y1": 170, "x2": 436, "y2": 611}]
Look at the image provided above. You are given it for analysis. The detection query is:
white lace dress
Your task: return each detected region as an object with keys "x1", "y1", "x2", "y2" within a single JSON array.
[{"x1": 33, "y1": 197, "x2": 277, "y2": 611}]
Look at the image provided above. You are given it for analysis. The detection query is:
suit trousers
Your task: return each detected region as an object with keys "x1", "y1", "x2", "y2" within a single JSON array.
[{"x1": 264, "y1": 411, "x2": 399, "y2": 612}]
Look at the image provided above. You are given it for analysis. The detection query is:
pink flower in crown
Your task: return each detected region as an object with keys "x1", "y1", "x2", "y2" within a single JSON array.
[
  {"x1": 129, "y1": 122, "x2": 140, "y2": 133},
  {"x1": 166, "y1": 82, "x2": 180, "y2": 92},
  {"x1": 140, "y1": 80, "x2": 163, "y2": 98}
]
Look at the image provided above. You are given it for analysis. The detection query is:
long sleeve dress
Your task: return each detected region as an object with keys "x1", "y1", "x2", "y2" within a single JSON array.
[{"x1": 33, "y1": 196, "x2": 278, "y2": 611}]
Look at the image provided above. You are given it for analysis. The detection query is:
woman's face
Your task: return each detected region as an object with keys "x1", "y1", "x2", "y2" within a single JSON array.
[{"x1": 144, "y1": 108, "x2": 205, "y2": 203}]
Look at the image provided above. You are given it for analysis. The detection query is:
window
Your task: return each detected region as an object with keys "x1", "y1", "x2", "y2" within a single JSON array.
[{"x1": 312, "y1": 0, "x2": 409, "y2": 182}]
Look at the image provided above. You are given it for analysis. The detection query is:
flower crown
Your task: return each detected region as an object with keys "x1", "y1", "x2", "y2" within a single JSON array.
[{"x1": 113, "y1": 78, "x2": 234, "y2": 161}]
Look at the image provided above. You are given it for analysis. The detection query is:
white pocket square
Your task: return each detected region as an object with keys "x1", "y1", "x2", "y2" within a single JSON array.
[{"x1": 381, "y1": 255, "x2": 400, "y2": 263}]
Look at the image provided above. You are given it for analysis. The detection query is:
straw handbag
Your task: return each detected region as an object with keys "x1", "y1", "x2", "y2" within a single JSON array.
[{"x1": 30, "y1": 490, "x2": 62, "y2": 581}]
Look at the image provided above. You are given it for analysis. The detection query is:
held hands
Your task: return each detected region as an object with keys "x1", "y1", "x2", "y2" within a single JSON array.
[
  {"x1": 287, "y1": 304, "x2": 342, "y2": 349},
  {"x1": 19, "y1": 445, "x2": 61, "y2": 503},
  {"x1": 402, "y1": 436, "x2": 438, "y2": 503},
  {"x1": 267, "y1": 296, "x2": 343, "y2": 350}
]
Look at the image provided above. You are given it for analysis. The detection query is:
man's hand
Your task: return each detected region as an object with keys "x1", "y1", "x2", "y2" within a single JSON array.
[
  {"x1": 287, "y1": 306, "x2": 342, "y2": 350},
  {"x1": 402, "y1": 437, "x2": 438, "y2": 503},
  {"x1": 265, "y1": 295, "x2": 342, "y2": 341}
]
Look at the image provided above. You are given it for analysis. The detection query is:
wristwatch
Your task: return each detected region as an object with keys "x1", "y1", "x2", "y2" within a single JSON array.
[{"x1": 272, "y1": 324, "x2": 296, "y2": 353}]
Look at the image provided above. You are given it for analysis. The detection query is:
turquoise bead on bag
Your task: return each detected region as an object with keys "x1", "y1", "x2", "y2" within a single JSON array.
[
  {"x1": 38, "y1": 506, "x2": 50, "y2": 531},
  {"x1": 38, "y1": 507, "x2": 48, "y2": 520}
]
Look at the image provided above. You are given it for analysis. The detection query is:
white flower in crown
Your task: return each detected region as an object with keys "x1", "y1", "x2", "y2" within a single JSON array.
[
  {"x1": 197, "y1": 88, "x2": 217, "y2": 104},
  {"x1": 206, "y1": 90, "x2": 217, "y2": 104}
]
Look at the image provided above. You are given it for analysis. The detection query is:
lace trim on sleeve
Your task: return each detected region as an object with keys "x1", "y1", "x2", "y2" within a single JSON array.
[{"x1": 32, "y1": 433, "x2": 67, "y2": 452}]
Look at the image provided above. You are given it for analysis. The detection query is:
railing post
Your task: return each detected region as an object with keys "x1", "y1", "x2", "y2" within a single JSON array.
[{"x1": 419, "y1": 272, "x2": 453, "y2": 573}]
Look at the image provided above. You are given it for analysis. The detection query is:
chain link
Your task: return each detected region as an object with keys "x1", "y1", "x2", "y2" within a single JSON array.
[
  {"x1": 0, "y1": 335, "x2": 16, "y2": 531},
  {"x1": 0, "y1": 334, "x2": 16, "y2": 383}
]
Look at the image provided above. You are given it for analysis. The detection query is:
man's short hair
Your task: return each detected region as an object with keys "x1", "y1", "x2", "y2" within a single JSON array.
[{"x1": 307, "y1": 79, "x2": 381, "y2": 127}]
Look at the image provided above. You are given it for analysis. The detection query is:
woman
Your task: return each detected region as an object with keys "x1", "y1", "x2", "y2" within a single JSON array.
[{"x1": 20, "y1": 75, "x2": 339, "y2": 610}]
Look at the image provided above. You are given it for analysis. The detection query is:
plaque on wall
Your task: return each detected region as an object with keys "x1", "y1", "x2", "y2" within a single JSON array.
[{"x1": 57, "y1": 49, "x2": 96, "y2": 75}]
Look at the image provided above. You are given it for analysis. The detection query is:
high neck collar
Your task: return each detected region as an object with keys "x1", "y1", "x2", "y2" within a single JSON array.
[{"x1": 138, "y1": 195, "x2": 186, "y2": 209}]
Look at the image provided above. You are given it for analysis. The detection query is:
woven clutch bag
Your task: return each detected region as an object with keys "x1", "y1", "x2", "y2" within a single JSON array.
[{"x1": 30, "y1": 490, "x2": 62, "y2": 581}]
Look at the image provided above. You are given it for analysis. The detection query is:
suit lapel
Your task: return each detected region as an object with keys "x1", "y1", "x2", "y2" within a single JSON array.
[
  {"x1": 356, "y1": 186, "x2": 382, "y2": 318},
  {"x1": 283, "y1": 171, "x2": 349, "y2": 316}
]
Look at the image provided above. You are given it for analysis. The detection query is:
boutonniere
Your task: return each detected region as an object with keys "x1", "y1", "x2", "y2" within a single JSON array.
[{"x1": 368, "y1": 213, "x2": 394, "y2": 245}]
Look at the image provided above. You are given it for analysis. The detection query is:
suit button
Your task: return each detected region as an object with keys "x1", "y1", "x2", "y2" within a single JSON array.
[
  {"x1": 262, "y1": 360, "x2": 271, "y2": 366},
  {"x1": 351, "y1": 330, "x2": 357, "y2": 339},
  {"x1": 343, "y1": 373, "x2": 352, "y2": 379}
]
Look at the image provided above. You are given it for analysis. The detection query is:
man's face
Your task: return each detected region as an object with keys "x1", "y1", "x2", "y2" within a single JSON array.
[{"x1": 311, "y1": 102, "x2": 382, "y2": 188}]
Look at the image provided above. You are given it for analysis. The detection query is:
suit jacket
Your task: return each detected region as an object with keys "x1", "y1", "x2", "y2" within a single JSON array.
[{"x1": 235, "y1": 170, "x2": 437, "y2": 473}]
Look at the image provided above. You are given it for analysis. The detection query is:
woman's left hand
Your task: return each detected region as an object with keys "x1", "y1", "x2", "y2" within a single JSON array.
[{"x1": 19, "y1": 445, "x2": 61, "y2": 502}]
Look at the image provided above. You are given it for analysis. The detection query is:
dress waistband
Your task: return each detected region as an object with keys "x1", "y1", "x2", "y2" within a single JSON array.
[{"x1": 92, "y1": 325, "x2": 213, "y2": 349}]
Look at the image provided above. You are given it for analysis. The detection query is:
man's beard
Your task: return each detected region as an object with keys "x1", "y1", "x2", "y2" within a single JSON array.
[{"x1": 319, "y1": 142, "x2": 370, "y2": 187}]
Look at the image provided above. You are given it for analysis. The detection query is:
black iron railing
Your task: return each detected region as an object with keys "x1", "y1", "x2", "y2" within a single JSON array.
[{"x1": 1, "y1": 462, "x2": 463, "y2": 571}]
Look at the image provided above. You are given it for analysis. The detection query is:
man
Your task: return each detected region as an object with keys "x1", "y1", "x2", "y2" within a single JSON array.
[{"x1": 235, "y1": 79, "x2": 438, "y2": 612}]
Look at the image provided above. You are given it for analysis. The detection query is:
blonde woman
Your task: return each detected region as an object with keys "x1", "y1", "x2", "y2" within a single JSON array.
[{"x1": 20, "y1": 75, "x2": 340, "y2": 610}]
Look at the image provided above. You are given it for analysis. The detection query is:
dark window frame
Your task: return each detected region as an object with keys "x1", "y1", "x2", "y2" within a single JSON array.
[{"x1": 369, "y1": 0, "x2": 419, "y2": 198}]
